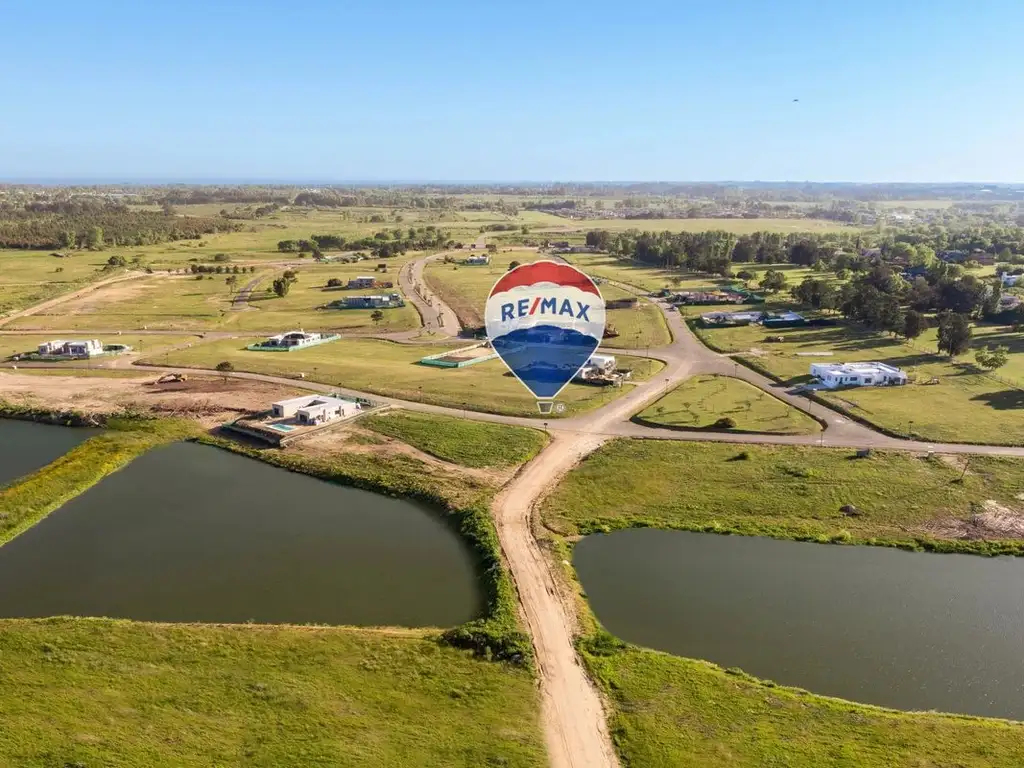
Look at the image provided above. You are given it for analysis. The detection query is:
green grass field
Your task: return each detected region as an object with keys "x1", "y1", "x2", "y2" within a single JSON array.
[
  {"x1": 535, "y1": 217, "x2": 855, "y2": 234},
  {"x1": 635, "y1": 374, "x2": 821, "y2": 434},
  {"x1": 583, "y1": 644, "x2": 1024, "y2": 768},
  {"x1": 542, "y1": 439, "x2": 1024, "y2": 552},
  {"x1": 0, "y1": 618, "x2": 545, "y2": 768},
  {"x1": 424, "y1": 255, "x2": 671, "y2": 347},
  {"x1": 142, "y1": 337, "x2": 664, "y2": 417},
  {"x1": 692, "y1": 319, "x2": 1024, "y2": 444},
  {"x1": 6, "y1": 264, "x2": 420, "y2": 333},
  {"x1": 361, "y1": 410, "x2": 548, "y2": 467}
]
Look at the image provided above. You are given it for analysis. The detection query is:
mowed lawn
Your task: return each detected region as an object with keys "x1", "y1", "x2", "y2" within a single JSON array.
[
  {"x1": 362, "y1": 411, "x2": 548, "y2": 468},
  {"x1": 0, "y1": 619, "x2": 545, "y2": 768},
  {"x1": 586, "y1": 646, "x2": 1024, "y2": 768},
  {"x1": 7, "y1": 265, "x2": 419, "y2": 333},
  {"x1": 144, "y1": 337, "x2": 664, "y2": 417},
  {"x1": 692, "y1": 319, "x2": 1024, "y2": 444},
  {"x1": 636, "y1": 374, "x2": 820, "y2": 434},
  {"x1": 424, "y1": 256, "x2": 672, "y2": 348},
  {"x1": 542, "y1": 439, "x2": 1024, "y2": 545}
]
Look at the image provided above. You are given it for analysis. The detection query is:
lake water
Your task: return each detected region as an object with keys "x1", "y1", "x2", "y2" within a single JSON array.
[
  {"x1": 575, "y1": 528, "x2": 1024, "y2": 719},
  {"x1": 0, "y1": 442, "x2": 481, "y2": 627},
  {"x1": 0, "y1": 419, "x2": 99, "y2": 487}
]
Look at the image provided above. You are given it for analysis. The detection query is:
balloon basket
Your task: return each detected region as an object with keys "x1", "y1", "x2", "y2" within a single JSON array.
[{"x1": 537, "y1": 401, "x2": 555, "y2": 415}]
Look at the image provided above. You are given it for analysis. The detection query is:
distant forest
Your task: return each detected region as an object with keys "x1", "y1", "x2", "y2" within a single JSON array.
[{"x1": 0, "y1": 199, "x2": 238, "y2": 249}]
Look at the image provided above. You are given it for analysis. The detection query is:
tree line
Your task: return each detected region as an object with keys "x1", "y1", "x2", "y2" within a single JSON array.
[
  {"x1": 0, "y1": 206, "x2": 238, "y2": 250},
  {"x1": 277, "y1": 226, "x2": 450, "y2": 258}
]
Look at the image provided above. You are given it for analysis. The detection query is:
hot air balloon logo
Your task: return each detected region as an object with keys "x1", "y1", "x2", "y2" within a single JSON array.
[{"x1": 485, "y1": 261, "x2": 606, "y2": 404}]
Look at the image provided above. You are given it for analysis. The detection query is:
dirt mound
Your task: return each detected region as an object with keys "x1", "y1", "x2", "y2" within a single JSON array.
[{"x1": 924, "y1": 500, "x2": 1024, "y2": 540}]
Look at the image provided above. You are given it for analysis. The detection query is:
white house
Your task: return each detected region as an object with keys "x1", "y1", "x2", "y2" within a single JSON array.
[
  {"x1": 271, "y1": 394, "x2": 361, "y2": 425},
  {"x1": 809, "y1": 362, "x2": 908, "y2": 389},
  {"x1": 262, "y1": 330, "x2": 324, "y2": 348},
  {"x1": 1001, "y1": 273, "x2": 1021, "y2": 287},
  {"x1": 465, "y1": 254, "x2": 490, "y2": 265},
  {"x1": 575, "y1": 354, "x2": 617, "y2": 381},
  {"x1": 37, "y1": 339, "x2": 103, "y2": 357}
]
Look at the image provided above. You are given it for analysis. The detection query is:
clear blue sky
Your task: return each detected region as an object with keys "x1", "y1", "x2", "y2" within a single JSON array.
[{"x1": 2, "y1": 0, "x2": 1022, "y2": 183}]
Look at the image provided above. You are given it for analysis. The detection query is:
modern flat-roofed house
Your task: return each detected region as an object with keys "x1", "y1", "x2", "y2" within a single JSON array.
[
  {"x1": 347, "y1": 276, "x2": 377, "y2": 289},
  {"x1": 465, "y1": 254, "x2": 490, "y2": 265},
  {"x1": 700, "y1": 310, "x2": 764, "y2": 327},
  {"x1": 262, "y1": 330, "x2": 324, "y2": 348},
  {"x1": 809, "y1": 361, "x2": 907, "y2": 389},
  {"x1": 37, "y1": 339, "x2": 104, "y2": 357},
  {"x1": 271, "y1": 395, "x2": 360, "y2": 425},
  {"x1": 332, "y1": 293, "x2": 405, "y2": 309},
  {"x1": 1001, "y1": 273, "x2": 1021, "y2": 287}
]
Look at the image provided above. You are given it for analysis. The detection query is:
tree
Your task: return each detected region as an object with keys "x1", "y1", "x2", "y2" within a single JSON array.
[
  {"x1": 759, "y1": 268, "x2": 787, "y2": 293},
  {"x1": 936, "y1": 311, "x2": 972, "y2": 358},
  {"x1": 277, "y1": 240, "x2": 297, "y2": 252},
  {"x1": 106, "y1": 254, "x2": 127, "y2": 267},
  {"x1": 736, "y1": 269, "x2": 754, "y2": 281},
  {"x1": 58, "y1": 230, "x2": 76, "y2": 249},
  {"x1": 225, "y1": 274, "x2": 238, "y2": 293},
  {"x1": 215, "y1": 361, "x2": 234, "y2": 372},
  {"x1": 370, "y1": 309, "x2": 385, "y2": 326},
  {"x1": 508, "y1": 261, "x2": 521, "y2": 271},
  {"x1": 283, "y1": 269, "x2": 298, "y2": 281},
  {"x1": 326, "y1": 277, "x2": 343, "y2": 287},
  {"x1": 975, "y1": 345, "x2": 1009, "y2": 371},
  {"x1": 86, "y1": 226, "x2": 104, "y2": 250},
  {"x1": 902, "y1": 310, "x2": 927, "y2": 340},
  {"x1": 272, "y1": 277, "x2": 291, "y2": 297}
]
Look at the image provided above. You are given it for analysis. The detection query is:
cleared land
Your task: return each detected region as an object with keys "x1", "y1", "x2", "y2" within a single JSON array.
[
  {"x1": 143, "y1": 337, "x2": 664, "y2": 417},
  {"x1": 692, "y1": 319, "x2": 1024, "y2": 444},
  {"x1": 361, "y1": 411, "x2": 547, "y2": 468},
  {"x1": 635, "y1": 374, "x2": 821, "y2": 434},
  {"x1": 6, "y1": 264, "x2": 419, "y2": 333},
  {"x1": 582, "y1": 644, "x2": 1024, "y2": 768},
  {"x1": 543, "y1": 439, "x2": 1024, "y2": 552},
  {"x1": 0, "y1": 619, "x2": 545, "y2": 768},
  {"x1": 424, "y1": 255, "x2": 671, "y2": 348}
]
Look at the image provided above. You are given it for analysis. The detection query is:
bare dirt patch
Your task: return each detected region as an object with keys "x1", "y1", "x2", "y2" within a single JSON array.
[
  {"x1": 57, "y1": 279, "x2": 153, "y2": 315},
  {"x1": 923, "y1": 500, "x2": 1024, "y2": 540},
  {"x1": 0, "y1": 371, "x2": 303, "y2": 427}
]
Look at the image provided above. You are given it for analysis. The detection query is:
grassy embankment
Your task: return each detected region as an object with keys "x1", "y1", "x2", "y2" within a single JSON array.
[
  {"x1": 423, "y1": 257, "x2": 672, "y2": 349},
  {"x1": 691, "y1": 317, "x2": 1024, "y2": 445},
  {"x1": 142, "y1": 337, "x2": 664, "y2": 418},
  {"x1": 362, "y1": 410, "x2": 548, "y2": 467},
  {"x1": 634, "y1": 374, "x2": 821, "y2": 434},
  {"x1": 0, "y1": 412, "x2": 547, "y2": 766},
  {"x1": 543, "y1": 439, "x2": 1024, "y2": 556},
  {"x1": 0, "y1": 409, "x2": 197, "y2": 546},
  {"x1": 542, "y1": 438, "x2": 1024, "y2": 766}
]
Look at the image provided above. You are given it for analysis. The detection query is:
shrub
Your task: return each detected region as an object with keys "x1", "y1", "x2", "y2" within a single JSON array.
[
  {"x1": 215, "y1": 361, "x2": 234, "y2": 372},
  {"x1": 713, "y1": 416, "x2": 737, "y2": 429}
]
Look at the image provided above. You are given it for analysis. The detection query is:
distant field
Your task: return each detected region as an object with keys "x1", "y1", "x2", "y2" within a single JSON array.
[
  {"x1": 424, "y1": 253, "x2": 671, "y2": 348},
  {"x1": 144, "y1": 337, "x2": 664, "y2": 417},
  {"x1": 692, "y1": 319, "x2": 1024, "y2": 444},
  {"x1": 635, "y1": 374, "x2": 820, "y2": 434},
  {"x1": 6, "y1": 264, "x2": 420, "y2": 333},
  {"x1": 0, "y1": 618, "x2": 545, "y2": 768},
  {"x1": 535, "y1": 218, "x2": 854, "y2": 234}
]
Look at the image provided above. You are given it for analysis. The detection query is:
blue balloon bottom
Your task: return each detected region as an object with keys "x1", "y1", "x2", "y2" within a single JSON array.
[{"x1": 491, "y1": 325, "x2": 600, "y2": 398}]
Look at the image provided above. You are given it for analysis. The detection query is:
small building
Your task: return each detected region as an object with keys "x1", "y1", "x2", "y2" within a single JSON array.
[
  {"x1": 271, "y1": 395, "x2": 361, "y2": 425},
  {"x1": 261, "y1": 330, "x2": 326, "y2": 349},
  {"x1": 809, "y1": 362, "x2": 908, "y2": 389},
  {"x1": 761, "y1": 310, "x2": 807, "y2": 328},
  {"x1": 465, "y1": 254, "x2": 490, "y2": 265},
  {"x1": 998, "y1": 294, "x2": 1021, "y2": 311},
  {"x1": 347, "y1": 276, "x2": 377, "y2": 289},
  {"x1": 332, "y1": 293, "x2": 405, "y2": 310},
  {"x1": 37, "y1": 339, "x2": 104, "y2": 357},
  {"x1": 1001, "y1": 273, "x2": 1021, "y2": 287},
  {"x1": 700, "y1": 311, "x2": 764, "y2": 327}
]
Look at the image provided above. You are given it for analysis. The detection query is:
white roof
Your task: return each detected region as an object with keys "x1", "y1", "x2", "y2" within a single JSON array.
[
  {"x1": 812, "y1": 361, "x2": 905, "y2": 376},
  {"x1": 273, "y1": 394, "x2": 352, "y2": 409}
]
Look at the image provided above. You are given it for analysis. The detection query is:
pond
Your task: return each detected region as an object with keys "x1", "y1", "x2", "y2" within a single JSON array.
[
  {"x1": 575, "y1": 528, "x2": 1024, "y2": 720},
  {"x1": 0, "y1": 442, "x2": 481, "y2": 627},
  {"x1": 0, "y1": 419, "x2": 100, "y2": 487}
]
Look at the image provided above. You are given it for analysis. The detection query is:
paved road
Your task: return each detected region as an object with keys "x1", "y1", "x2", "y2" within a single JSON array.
[
  {"x1": 398, "y1": 253, "x2": 462, "y2": 337},
  {"x1": 231, "y1": 276, "x2": 264, "y2": 310}
]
